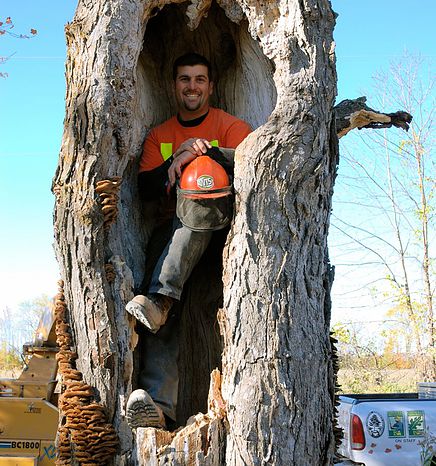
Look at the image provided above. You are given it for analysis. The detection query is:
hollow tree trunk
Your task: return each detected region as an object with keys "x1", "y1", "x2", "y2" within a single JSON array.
[
  {"x1": 220, "y1": 4, "x2": 337, "y2": 463},
  {"x1": 53, "y1": 0, "x2": 337, "y2": 464}
]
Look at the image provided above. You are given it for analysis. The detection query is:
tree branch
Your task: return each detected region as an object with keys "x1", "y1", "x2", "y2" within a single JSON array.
[{"x1": 335, "y1": 96, "x2": 413, "y2": 138}]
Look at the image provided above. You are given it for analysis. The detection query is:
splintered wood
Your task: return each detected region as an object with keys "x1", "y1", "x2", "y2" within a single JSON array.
[
  {"x1": 136, "y1": 368, "x2": 226, "y2": 465},
  {"x1": 54, "y1": 281, "x2": 119, "y2": 465},
  {"x1": 207, "y1": 369, "x2": 226, "y2": 419}
]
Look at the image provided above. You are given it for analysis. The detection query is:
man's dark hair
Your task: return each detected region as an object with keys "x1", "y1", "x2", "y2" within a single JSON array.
[{"x1": 172, "y1": 53, "x2": 212, "y2": 81}]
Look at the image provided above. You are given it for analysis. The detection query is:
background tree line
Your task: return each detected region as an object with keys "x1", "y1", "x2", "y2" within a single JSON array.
[
  {"x1": 0, "y1": 295, "x2": 51, "y2": 376},
  {"x1": 331, "y1": 53, "x2": 435, "y2": 387}
]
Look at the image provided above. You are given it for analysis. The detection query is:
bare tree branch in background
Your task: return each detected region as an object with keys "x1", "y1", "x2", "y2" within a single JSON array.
[
  {"x1": 331, "y1": 53, "x2": 435, "y2": 381},
  {"x1": 0, "y1": 295, "x2": 51, "y2": 350},
  {"x1": 0, "y1": 16, "x2": 37, "y2": 78}
]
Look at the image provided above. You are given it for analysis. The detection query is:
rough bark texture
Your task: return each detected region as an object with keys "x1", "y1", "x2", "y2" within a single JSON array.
[
  {"x1": 54, "y1": 0, "x2": 337, "y2": 464},
  {"x1": 219, "y1": 3, "x2": 337, "y2": 464}
]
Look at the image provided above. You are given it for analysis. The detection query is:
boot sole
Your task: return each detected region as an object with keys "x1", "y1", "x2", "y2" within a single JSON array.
[{"x1": 126, "y1": 392, "x2": 165, "y2": 429}]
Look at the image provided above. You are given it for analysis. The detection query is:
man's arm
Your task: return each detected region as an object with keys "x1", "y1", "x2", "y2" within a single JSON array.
[
  {"x1": 167, "y1": 116, "x2": 251, "y2": 186},
  {"x1": 138, "y1": 157, "x2": 173, "y2": 201},
  {"x1": 141, "y1": 135, "x2": 215, "y2": 193},
  {"x1": 167, "y1": 150, "x2": 196, "y2": 186},
  {"x1": 172, "y1": 138, "x2": 212, "y2": 158}
]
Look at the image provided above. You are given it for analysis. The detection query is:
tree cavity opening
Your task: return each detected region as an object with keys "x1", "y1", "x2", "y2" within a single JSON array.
[
  {"x1": 133, "y1": 1, "x2": 277, "y2": 426},
  {"x1": 137, "y1": 1, "x2": 277, "y2": 131}
]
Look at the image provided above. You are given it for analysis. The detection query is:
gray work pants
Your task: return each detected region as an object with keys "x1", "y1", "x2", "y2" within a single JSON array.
[
  {"x1": 140, "y1": 217, "x2": 212, "y2": 421},
  {"x1": 148, "y1": 217, "x2": 213, "y2": 300}
]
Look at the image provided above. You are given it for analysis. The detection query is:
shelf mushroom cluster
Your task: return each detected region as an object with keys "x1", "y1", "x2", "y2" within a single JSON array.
[
  {"x1": 104, "y1": 263, "x2": 116, "y2": 284},
  {"x1": 96, "y1": 177, "x2": 122, "y2": 231},
  {"x1": 54, "y1": 281, "x2": 119, "y2": 465}
]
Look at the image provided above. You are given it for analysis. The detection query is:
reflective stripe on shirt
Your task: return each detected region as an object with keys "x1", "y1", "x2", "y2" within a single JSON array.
[{"x1": 160, "y1": 143, "x2": 173, "y2": 161}]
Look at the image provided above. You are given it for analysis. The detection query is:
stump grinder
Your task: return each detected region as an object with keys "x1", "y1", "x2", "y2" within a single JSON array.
[{"x1": 0, "y1": 306, "x2": 58, "y2": 465}]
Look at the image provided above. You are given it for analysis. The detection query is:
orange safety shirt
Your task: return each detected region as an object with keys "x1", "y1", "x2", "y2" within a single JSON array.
[{"x1": 139, "y1": 107, "x2": 252, "y2": 173}]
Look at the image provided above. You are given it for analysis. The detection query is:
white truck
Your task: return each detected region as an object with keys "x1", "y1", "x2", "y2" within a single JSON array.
[{"x1": 336, "y1": 384, "x2": 436, "y2": 466}]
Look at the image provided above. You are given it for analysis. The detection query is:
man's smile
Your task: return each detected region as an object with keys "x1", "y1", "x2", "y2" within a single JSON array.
[{"x1": 174, "y1": 64, "x2": 213, "y2": 119}]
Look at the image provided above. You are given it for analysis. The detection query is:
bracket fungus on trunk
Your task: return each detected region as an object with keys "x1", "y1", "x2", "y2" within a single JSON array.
[{"x1": 54, "y1": 282, "x2": 119, "y2": 465}]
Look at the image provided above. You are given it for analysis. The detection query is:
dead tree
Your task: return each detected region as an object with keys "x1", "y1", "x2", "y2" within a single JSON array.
[{"x1": 52, "y1": 0, "x2": 412, "y2": 464}]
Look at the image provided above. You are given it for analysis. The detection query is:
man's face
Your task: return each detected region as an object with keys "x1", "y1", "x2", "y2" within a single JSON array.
[{"x1": 174, "y1": 64, "x2": 213, "y2": 118}]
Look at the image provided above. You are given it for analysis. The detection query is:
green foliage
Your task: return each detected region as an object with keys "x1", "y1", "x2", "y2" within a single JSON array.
[
  {"x1": 338, "y1": 367, "x2": 417, "y2": 394},
  {"x1": 0, "y1": 341, "x2": 22, "y2": 375},
  {"x1": 331, "y1": 323, "x2": 351, "y2": 345},
  {"x1": 17, "y1": 294, "x2": 52, "y2": 335},
  {"x1": 334, "y1": 320, "x2": 418, "y2": 393}
]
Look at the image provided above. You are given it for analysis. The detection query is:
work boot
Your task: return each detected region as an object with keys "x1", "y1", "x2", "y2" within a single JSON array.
[
  {"x1": 126, "y1": 389, "x2": 166, "y2": 429},
  {"x1": 125, "y1": 293, "x2": 173, "y2": 333}
]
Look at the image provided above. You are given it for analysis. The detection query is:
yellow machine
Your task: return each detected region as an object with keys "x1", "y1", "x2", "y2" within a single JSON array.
[{"x1": 0, "y1": 306, "x2": 59, "y2": 465}]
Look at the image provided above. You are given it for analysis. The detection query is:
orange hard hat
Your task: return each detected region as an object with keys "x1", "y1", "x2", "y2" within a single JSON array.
[
  {"x1": 177, "y1": 155, "x2": 233, "y2": 231},
  {"x1": 179, "y1": 155, "x2": 230, "y2": 199}
]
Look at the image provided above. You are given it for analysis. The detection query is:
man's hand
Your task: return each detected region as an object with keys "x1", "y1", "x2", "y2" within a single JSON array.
[
  {"x1": 168, "y1": 150, "x2": 197, "y2": 186},
  {"x1": 173, "y1": 138, "x2": 212, "y2": 158}
]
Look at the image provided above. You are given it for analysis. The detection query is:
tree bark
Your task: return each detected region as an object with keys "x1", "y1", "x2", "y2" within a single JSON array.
[
  {"x1": 53, "y1": 0, "x2": 338, "y2": 464},
  {"x1": 220, "y1": 2, "x2": 338, "y2": 461}
]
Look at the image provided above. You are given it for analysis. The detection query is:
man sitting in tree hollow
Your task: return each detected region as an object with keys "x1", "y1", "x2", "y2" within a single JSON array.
[{"x1": 125, "y1": 52, "x2": 251, "y2": 429}]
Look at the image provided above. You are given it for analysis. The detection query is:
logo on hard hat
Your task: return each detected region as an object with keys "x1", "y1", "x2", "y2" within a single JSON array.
[{"x1": 197, "y1": 175, "x2": 214, "y2": 190}]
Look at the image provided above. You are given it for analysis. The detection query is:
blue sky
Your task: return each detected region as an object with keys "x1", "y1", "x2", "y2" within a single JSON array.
[
  {"x1": 1, "y1": 1, "x2": 75, "y2": 310},
  {"x1": 0, "y1": 0, "x2": 435, "y2": 315}
]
